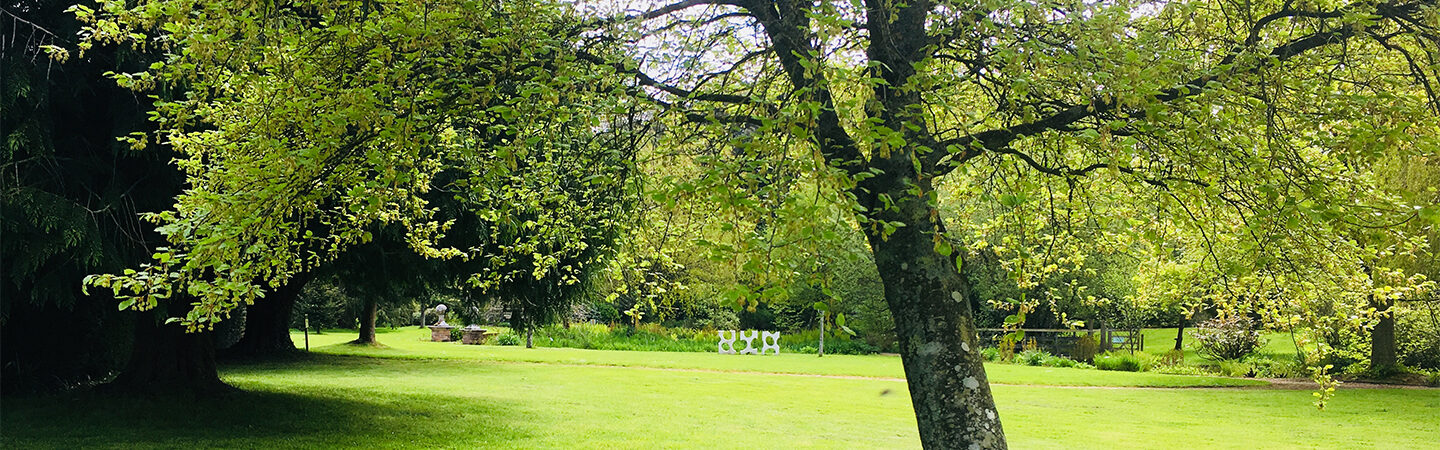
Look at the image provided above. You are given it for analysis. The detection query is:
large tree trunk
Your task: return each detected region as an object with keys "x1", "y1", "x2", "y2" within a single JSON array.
[
  {"x1": 1370, "y1": 296, "x2": 1397, "y2": 368},
  {"x1": 354, "y1": 297, "x2": 379, "y2": 345},
  {"x1": 106, "y1": 301, "x2": 229, "y2": 395},
  {"x1": 222, "y1": 274, "x2": 311, "y2": 357},
  {"x1": 861, "y1": 182, "x2": 1006, "y2": 449}
]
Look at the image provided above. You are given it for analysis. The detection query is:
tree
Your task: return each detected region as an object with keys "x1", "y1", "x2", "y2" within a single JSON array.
[
  {"x1": 1357, "y1": 155, "x2": 1440, "y2": 369},
  {"x1": 219, "y1": 273, "x2": 313, "y2": 357},
  {"x1": 70, "y1": 0, "x2": 642, "y2": 391},
  {"x1": 1132, "y1": 250, "x2": 1214, "y2": 352},
  {"x1": 590, "y1": 1, "x2": 1440, "y2": 447},
  {"x1": 326, "y1": 225, "x2": 437, "y2": 345},
  {"x1": 462, "y1": 109, "x2": 639, "y2": 348},
  {"x1": 1, "y1": 0, "x2": 190, "y2": 392}
]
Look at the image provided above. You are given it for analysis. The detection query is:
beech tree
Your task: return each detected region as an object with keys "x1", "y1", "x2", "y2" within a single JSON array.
[
  {"x1": 70, "y1": 0, "x2": 640, "y2": 391},
  {"x1": 588, "y1": 0, "x2": 1439, "y2": 447}
]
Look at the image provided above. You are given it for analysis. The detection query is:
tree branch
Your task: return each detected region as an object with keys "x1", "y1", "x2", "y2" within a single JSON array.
[
  {"x1": 743, "y1": 0, "x2": 867, "y2": 176},
  {"x1": 929, "y1": 0, "x2": 1428, "y2": 177},
  {"x1": 586, "y1": 0, "x2": 745, "y2": 28},
  {"x1": 573, "y1": 50, "x2": 757, "y2": 106}
]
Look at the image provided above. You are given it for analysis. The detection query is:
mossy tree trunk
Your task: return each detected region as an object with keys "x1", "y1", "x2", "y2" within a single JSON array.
[{"x1": 859, "y1": 176, "x2": 1006, "y2": 449}]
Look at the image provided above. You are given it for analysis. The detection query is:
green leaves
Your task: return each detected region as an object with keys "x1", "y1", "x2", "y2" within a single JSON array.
[
  {"x1": 69, "y1": 0, "x2": 644, "y2": 331},
  {"x1": 1420, "y1": 205, "x2": 1440, "y2": 225},
  {"x1": 836, "y1": 312, "x2": 855, "y2": 336},
  {"x1": 1002, "y1": 313, "x2": 1023, "y2": 326},
  {"x1": 934, "y1": 238, "x2": 953, "y2": 257},
  {"x1": 997, "y1": 193, "x2": 1025, "y2": 208}
]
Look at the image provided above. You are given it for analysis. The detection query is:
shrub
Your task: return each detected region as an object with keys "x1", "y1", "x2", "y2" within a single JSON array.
[
  {"x1": 981, "y1": 347, "x2": 1001, "y2": 362},
  {"x1": 1159, "y1": 349, "x2": 1184, "y2": 366},
  {"x1": 1425, "y1": 370, "x2": 1440, "y2": 387},
  {"x1": 857, "y1": 328, "x2": 898, "y2": 354},
  {"x1": 822, "y1": 339, "x2": 881, "y2": 355},
  {"x1": 1096, "y1": 355, "x2": 1137, "y2": 372},
  {"x1": 780, "y1": 329, "x2": 881, "y2": 355},
  {"x1": 1017, "y1": 350, "x2": 1049, "y2": 366},
  {"x1": 587, "y1": 301, "x2": 621, "y2": 324},
  {"x1": 1072, "y1": 333, "x2": 1099, "y2": 363},
  {"x1": 1363, "y1": 361, "x2": 1406, "y2": 379},
  {"x1": 1317, "y1": 326, "x2": 1371, "y2": 372},
  {"x1": 1396, "y1": 307, "x2": 1440, "y2": 371},
  {"x1": 475, "y1": 322, "x2": 888, "y2": 354},
  {"x1": 528, "y1": 323, "x2": 714, "y2": 352},
  {"x1": 1095, "y1": 352, "x2": 1153, "y2": 372},
  {"x1": 1244, "y1": 356, "x2": 1301, "y2": 378},
  {"x1": 998, "y1": 333, "x2": 1019, "y2": 362},
  {"x1": 1193, "y1": 316, "x2": 1266, "y2": 360},
  {"x1": 496, "y1": 333, "x2": 521, "y2": 346},
  {"x1": 1040, "y1": 354, "x2": 1081, "y2": 368},
  {"x1": 1217, "y1": 360, "x2": 1254, "y2": 377}
]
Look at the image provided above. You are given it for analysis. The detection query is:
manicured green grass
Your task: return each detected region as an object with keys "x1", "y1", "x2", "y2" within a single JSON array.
[
  {"x1": 299, "y1": 328, "x2": 1264, "y2": 387},
  {"x1": 5, "y1": 329, "x2": 1436, "y2": 448},
  {"x1": 4, "y1": 355, "x2": 920, "y2": 448},
  {"x1": 1140, "y1": 328, "x2": 1301, "y2": 365}
]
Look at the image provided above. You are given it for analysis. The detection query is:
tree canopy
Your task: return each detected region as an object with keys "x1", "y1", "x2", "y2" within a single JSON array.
[
  {"x1": 585, "y1": 0, "x2": 1439, "y2": 446},
  {"x1": 73, "y1": 0, "x2": 641, "y2": 331}
]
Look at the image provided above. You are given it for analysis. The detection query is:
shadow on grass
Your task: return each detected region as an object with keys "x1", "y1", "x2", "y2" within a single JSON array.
[{"x1": 2, "y1": 360, "x2": 526, "y2": 449}]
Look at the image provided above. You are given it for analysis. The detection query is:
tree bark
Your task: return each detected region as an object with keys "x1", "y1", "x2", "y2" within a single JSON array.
[
  {"x1": 861, "y1": 182, "x2": 1006, "y2": 449},
  {"x1": 738, "y1": 3, "x2": 1007, "y2": 444},
  {"x1": 106, "y1": 301, "x2": 229, "y2": 395},
  {"x1": 818, "y1": 314, "x2": 826, "y2": 357},
  {"x1": 1370, "y1": 295, "x2": 1397, "y2": 368},
  {"x1": 354, "y1": 296, "x2": 379, "y2": 345},
  {"x1": 1174, "y1": 320, "x2": 1186, "y2": 351},
  {"x1": 525, "y1": 328, "x2": 534, "y2": 349},
  {"x1": 222, "y1": 274, "x2": 311, "y2": 357}
]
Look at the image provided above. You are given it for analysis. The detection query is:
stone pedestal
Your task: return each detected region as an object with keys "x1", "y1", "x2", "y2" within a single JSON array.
[
  {"x1": 429, "y1": 325, "x2": 455, "y2": 342},
  {"x1": 461, "y1": 327, "x2": 490, "y2": 345}
]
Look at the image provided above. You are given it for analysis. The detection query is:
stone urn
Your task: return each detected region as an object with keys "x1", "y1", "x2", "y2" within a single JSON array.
[{"x1": 428, "y1": 304, "x2": 455, "y2": 342}]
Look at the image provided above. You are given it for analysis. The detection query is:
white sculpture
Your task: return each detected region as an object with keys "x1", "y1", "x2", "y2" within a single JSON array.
[
  {"x1": 718, "y1": 330, "x2": 782, "y2": 356},
  {"x1": 434, "y1": 304, "x2": 449, "y2": 326},
  {"x1": 738, "y1": 330, "x2": 759, "y2": 355},
  {"x1": 717, "y1": 330, "x2": 737, "y2": 354},
  {"x1": 760, "y1": 331, "x2": 781, "y2": 355}
]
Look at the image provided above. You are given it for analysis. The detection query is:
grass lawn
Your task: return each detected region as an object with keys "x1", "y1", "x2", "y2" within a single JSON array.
[
  {"x1": 3, "y1": 328, "x2": 1435, "y2": 449},
  {"x1": 1140, "y1": 328, "x2": 1302, "y2": 364},
  {"x1": 296, "y1": 328, "x2": 1264, "y2": 387}
]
